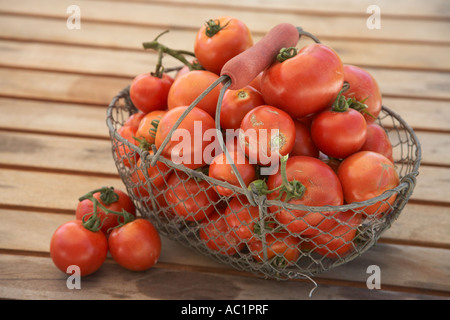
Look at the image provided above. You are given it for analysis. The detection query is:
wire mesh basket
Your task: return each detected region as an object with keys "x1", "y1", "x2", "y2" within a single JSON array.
[{"x1": 106, "y1": 84, "x2": 421, "y2": 281}]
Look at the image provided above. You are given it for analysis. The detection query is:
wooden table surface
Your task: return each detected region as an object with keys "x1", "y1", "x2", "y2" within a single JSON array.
[{"x1": 0, "y1": 0, "x2": 449, "y2": 301}]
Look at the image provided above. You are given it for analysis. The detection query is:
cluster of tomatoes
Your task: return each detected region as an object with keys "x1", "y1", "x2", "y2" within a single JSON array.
[
  {"x1": 50, "y1": 187, "x2": 161, "y2": 276},
  {"x1": 116, "y1": 17, "x2": 401, "y2": 266}
]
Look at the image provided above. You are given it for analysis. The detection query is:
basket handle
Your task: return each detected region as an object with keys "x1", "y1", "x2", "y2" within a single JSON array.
[{"x1": 221, "y1": 23, "x2": 300, "y2": 90}]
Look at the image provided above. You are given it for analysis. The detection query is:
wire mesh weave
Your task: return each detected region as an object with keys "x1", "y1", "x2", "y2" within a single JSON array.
[{"x1": 106, "y1": 86, "x2": 421, "y2": 280}]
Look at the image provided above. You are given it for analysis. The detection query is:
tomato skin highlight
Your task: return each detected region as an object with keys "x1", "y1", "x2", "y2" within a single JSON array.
[
  {"x1": 108, "y1": 219, "x2": 161, "y2": 271},
  {"x1": 261, "y1": 43, "x2": 344, "y2": 119},
  {"x1": 50, "y1": 220, "x2": 108, "y2": 276},
  {"x1": 194, "y1": 16, "x2": 253, "y2": 75}
]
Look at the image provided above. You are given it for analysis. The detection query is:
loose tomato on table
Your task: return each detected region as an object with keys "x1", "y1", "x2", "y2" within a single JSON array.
[
  {"x1": 337, "y1": 151, "x2": 399, "y2": 217},
  {"x1": 239, "y1": 105, "x2": 296, "y2": 166},
  {"x1": 219, "y1": 85, "x2": 265, "y2": 130},
  {"x1": 194, "y1": 16, "x2": 253, "y2": 75},
  {"x1": 266, "y1": 156, "x2": 344, "y2": 236},
  {"x1": 342, "y1": 64, "x2": 382, "y2": 123},
  {"x1": 50, "y1": 220, "x2": 108, "y2": 276},
  {"x1": 260, "y1": 43, "x2": 344, "y2": 119},
  {"x1": 167, "y1": 70, "x2": 223, "y2": 117},
  {"x1": 129, "y1": 73, "x2": 174, "y2": 114},
  {"x1": 108, "y1": 218, "x2": 161, "y2": 271},
  {"x1": 165, "y1": 171, "x2": 219, "y2": 222},
  {"x1": 76, "y1": 186, "x2": 137, "y2": 235}
]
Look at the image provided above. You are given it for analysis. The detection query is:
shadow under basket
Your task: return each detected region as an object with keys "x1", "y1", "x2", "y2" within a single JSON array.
[{"x1": 106, "y1": 86, "x2": 421, "y2": 281}]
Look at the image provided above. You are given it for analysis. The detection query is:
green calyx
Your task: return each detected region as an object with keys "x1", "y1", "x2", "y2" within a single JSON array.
[
  {"x1": 78, "y1": 186, "x2": 135, "y2": 232},
  {"x1": 204, "y1": 19, "x2": 231, "y2": 37},
  {"x1": 277, "y1": 47, "x2": 298, "y2": 62}
]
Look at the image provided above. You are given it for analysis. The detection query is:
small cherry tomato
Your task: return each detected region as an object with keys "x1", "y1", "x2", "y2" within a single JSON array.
[
  {"x1": 108, "y1": 219, "x2": 162, "y2": 271},
  {"x1": 219, "y1": 85, "x2": 265, "y2": 130},
  {"x1": 343, "y1": 64, "x2": 382, "y2": 123},
  {"x1": 130, "y1": 73, "x2": 174, "y2": 114},
  {"x1": 50, "y1": 220, "x2": 108, "y2": 276},
  {"x1": 194, "y1": 16, "x2": 253, "y2": 75}
]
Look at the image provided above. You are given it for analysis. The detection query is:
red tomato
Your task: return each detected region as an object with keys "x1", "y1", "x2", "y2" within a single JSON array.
[
  {"x1": 248, "y1": 72, "x2": 262, "y2": 92},
  {"x1": 134, "y1": 110, "x2": 167, "y2": 148},
  {"x1": 267, "y1": 156, "x2": 344, "y2": 235},
  {"x1": 208, "y1": 150, "x2": 256, "y2": 197},
  {"x1": 76, "y1": 187, "x2": 136, "y2": 235},
  {"x1": 361, "y1": 123, "x2": 394, "y2": 163},
  {"x1": 108, "y1": 219, "x2": 161, "y2": 271},
  {"x1": 261, "y1": 43, "x2": 344, "y2": 119},
  {"x1": 311, "y1": 107, "x2": 367, "y2": 159},
  {"x1": 167, "y1": 70, "x2": 223, "y2": 117},
  {"x1": 224, "y1": 197, "x2": 260, "y2": 243},
  {"x1": 116, "y1": 125, "x2": 140, "y2": 168},
  {"x1": 165, "y1": 171, "x2": 219, "y2": 222},
  {"x1": 199, "y1": 211, "x2": 244, "y2": 255},
  {"x1": 290, "y1": 120, "x2": 319, "y2": 158},
  {"x1": 343, "y1": 64, "x2": 382, "y2": 123},
  {"x1": 239, "y1": 105, "x2": 296, "y2": 166},
  {"x1": 130, "y1": 73, "x2": 174, "y2": 114},
  {"x1": 123, "y1": 111, "x2": 145, "y2": 131},
  {"x1": 155, "y1": 106, "x2": 217, "y2": 169},
  {"x1": 309, "y1": 210, "x2": 362, "y2": 259},
  {"x1": 219, "y1": 85, "x2": 265, "y2": 130},
  {"x1": 337, "y1": 151, "x2": 399, "y2": 217},
  {"x1": 50, "y1": 220, "x2": 108, "y2": 276},
  {"x1": 248, "y1": 232, "x2": 301, "y2": 267},
  {"x1": 194, "y1": 16, "x2": 253, "y2": 75}
]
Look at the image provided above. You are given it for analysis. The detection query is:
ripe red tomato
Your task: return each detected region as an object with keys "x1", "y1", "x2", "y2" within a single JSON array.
[
  {"x1": 116, "y1": 125, "x2": 140, "y2": 168},
  {"x1": 134, "y1": 110, "x2": 167, "y2": 148},
  {"x1": 155, "y1": 106, "x2": 217, "y2": 169},
  {"x1": 248, "y1": 232, "x2": 301, "y2": 267},
  {"x1": 108, "y1": 219, "x2": 161, "y2": 271},
  {"x1": 309, "y1": 210, "x2": 362, "y2": 259},
  {"x1": 208, "y1": 150, "x2": 256, "y2": 196},
  {"x1": 165, "y1": 171, "x2": 219, "y2": 222},
  {"x1": 267, "y1": 156, "x2": 344, "y2": 235},
  {"x1": 167, "y1": 70, "x2": 223, "y2": 117},
  {"x1": 194, "y1": 16, "x2": 253, "y2": 75},
  {"x1": 360, "y1": 123, "x2": 394, "y2": 163},
  {"x1": 50, "y1": 220, "x2": 108, "y2": 276},
  {"x1": 199, "y1": 211, "x2": 244, "y2": 255},
  {"x1": 311, "y1": 107, "x2": 367, "y2": 159},
  {"x1": 219, "y1": 85, "x2": 265, "y2": 130},
  {"x1": 290, "y1": 120, "x2": 319, "y2": 158},
  {"x1": 261, "y1": 43, "x2": 344, "y2": 119},
  {"x1": 123, "y1": 111, "x2": 145, "y2": 131},
  {"x1": 343, "y1": 64, "x2": 382, "y2": 123},
  {"x1": 76, "y1": 187, "x2": 136, "y2": 235},
  {"x1": 130, "y1": 73, "x2": 174, "y2": 114},
  {"x1": 337, "y1": 151, "x2": 399, "y2": 217},
  {"x1": 223, "y1": 197, "x2": 260, "y2": 243},
  {"x1": 239, "y1": 105, "x2": 296, "y2": 166}
]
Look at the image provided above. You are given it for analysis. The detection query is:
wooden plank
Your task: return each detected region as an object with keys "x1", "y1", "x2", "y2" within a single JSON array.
[
  {"x1": 0, "y1": 131, "x2": 117, "y2": 175},
  {"x1": 1, "y1": 254, "x2": 447, "y2": 300},
  {"x1": 1, "y1": 0, "x2": 449, "y2": 44},
  {"x1": 142, "y1": 0, "x2": 450, "y2": 19}
]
